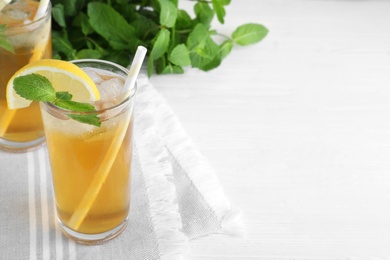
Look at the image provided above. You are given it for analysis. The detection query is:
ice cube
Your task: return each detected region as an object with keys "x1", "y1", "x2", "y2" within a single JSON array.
[
  {"x1": 94, "y1": 100, "x2": 117, "y2": 111},
  {"x1": 98, "y1": 77, "x2": 125, "y2": 102},
  {"x1": 83, "y1": 68, "x2": 104, "y2": 84},
  {"x1": 2, "y1": 8, "x2": 30, "y2": 22}
]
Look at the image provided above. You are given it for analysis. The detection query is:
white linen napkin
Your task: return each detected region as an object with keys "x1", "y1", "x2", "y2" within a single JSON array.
[{"x1": 0, "y1": 75, "x2": 243, "y2": 260}]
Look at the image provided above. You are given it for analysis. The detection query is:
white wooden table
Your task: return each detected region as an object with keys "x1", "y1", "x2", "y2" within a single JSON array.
[{"x1": 150, "y1": 0, "x2": 390, "y2": 258}]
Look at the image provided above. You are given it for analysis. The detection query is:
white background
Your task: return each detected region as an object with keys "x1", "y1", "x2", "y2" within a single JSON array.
[{"x1": 150, "y1": 0, "x2": 390, "y2": 259}]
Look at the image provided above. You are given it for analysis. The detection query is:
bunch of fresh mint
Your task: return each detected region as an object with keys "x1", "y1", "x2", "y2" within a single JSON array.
[{"x1": 51, "y1": 0, "x2": 268, "y2": 76}]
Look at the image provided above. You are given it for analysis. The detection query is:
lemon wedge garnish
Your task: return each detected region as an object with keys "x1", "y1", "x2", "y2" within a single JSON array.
[{"x1": 6, "y1": 59, "x2": 100, "y2": 109}]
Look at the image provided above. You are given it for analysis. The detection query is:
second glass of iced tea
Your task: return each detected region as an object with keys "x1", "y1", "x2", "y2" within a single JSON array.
[
  {"x1": 40, "y1": 59, "x2": 136, "y2": 244},
  {"x1": 0, "y1": 0, "x2": 51, "y2": 152}
]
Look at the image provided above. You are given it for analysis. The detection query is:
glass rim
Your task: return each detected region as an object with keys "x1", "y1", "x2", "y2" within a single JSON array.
[
  {"x1": 41, "y1": 59, "x2": 136, "y2": 116},
  {"x1": 3, "y1": 1, "x2": 52, "y2": 31}
]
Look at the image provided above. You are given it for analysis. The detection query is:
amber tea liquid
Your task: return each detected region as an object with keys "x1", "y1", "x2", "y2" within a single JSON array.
[{"x1": 46, "y1": 118, "x2": 133, "y2": 235}]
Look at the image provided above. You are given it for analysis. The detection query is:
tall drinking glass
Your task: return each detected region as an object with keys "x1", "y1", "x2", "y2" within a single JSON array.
[
  {"x1": 40, "y1": 60, "x2": 136, "y2": 244},
  {"x1": 0, "y1": 0, "x2": 51, "y2": 152}
]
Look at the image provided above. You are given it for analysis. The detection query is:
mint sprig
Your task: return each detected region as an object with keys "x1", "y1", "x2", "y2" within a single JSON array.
[
  {"x1": 51, "y1": 0, "x2": 268, "y2": 76},
  {"x1": 13, "y1": 74, "x2": 101, "y2": 127},
  {"x1": 0, "y1": 24, "x2": 14, "y2": 53}
]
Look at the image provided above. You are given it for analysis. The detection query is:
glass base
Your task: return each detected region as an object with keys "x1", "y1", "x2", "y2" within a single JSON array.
[
  {"x1": 58, "y1": 218, "x2": 129, "y2": 245},
  {"x1": 0, "y1": 136, "x2": 46, "y2": 153}
]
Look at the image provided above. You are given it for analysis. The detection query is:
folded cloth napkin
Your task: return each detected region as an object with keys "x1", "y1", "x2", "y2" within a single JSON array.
[{"x1": 0, "y1": 75, "x2": 243, "y2": 260}]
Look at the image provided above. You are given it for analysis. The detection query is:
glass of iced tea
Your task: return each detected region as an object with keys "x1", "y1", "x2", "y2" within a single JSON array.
[
  {"x1": 0, "y1": 0, "x2": 51, "y2": 152},
  {"x1": 40, "y1": 59, "x2": 135, "y2": 244}
]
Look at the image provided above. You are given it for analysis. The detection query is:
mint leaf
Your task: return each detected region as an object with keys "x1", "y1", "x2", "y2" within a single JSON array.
[
  {"x1": 52, "y1": 4, "x2": 66, "y2": 28},
  {"x1": 105, "y1": 50, "x2": 131, "y2": 68},
  {"x1": 61, "y1": 0, "x2": 85, "y2": 16},
  {"x1": 187, "y1": 24, "x2": 219, "y2": 69},
  {"x1": 150, "y1": 28, "x2": 170, "y2": 60},
  {"x1": 147, "y1": 53, "x2": 155, "y2": 77},
  {"x1": 76, "y1": 49, "x2": 101, "y2": 59},
  {"x1": 14, "y1": 74, "x2": 56, "y2": 102},
  {"x1": 232, "y1": 23, "x2": 269, "y2": 46},
  {"x1": 169, "y1": 44, "x2": 191, "y2": 67},
  {"x1": 159, "y1": 0, "x2": 177, "y2": 28},
  {"x1": 195, "y1": 2, "x2": 214, "y2": 27},
  {"x1": 199, "y1": 55, "x2": 221, "y2": 71},
  {"x1": 54, "y1": 99, "x2": 100, "y2": 127},
  {"x1": 73, "y1": 12, "x2": 94, "y2": 36},
  {"x1": 131, "y1": 15, "x2": 157, "y2": 39},
  {"x1": 67, "y1": 114, "x2": 101, "y2": 127},
  {"x1": 52, "y1": 31, "x2": 77, "y2": 60},
  {"x1": 187, "y1": 23, "x2": 211, "y2": 49},
  {"x1": 88, "y1": 2, "x2": 138, "y2": 52},
  {"x1": 219, "y1": 40, "x2": 233, "y2": 59},
  {"x1": 0, "y1": 24, "x2": 14, "y2": 53},
  {"x1": 168, "y1": 0, "x2": 178, "y2": 7},
  {"x1": 56, "y1": 91, "x2": 72, "y2": 100},
  {"x1": 54, "y1": 99, "x2": 96, "y2": 112},
  {"x1": 212, "y1": 0, "x2": 228, "y2": 24},
  {"x1": 176, "y1": 10, "x2": 193, "y2": 30},
  {"x1": 161, "y1": 64, "x2": 184, "y2": 74}
]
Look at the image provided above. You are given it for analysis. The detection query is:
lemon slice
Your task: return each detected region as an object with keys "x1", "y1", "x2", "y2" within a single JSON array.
[{"x1": 6, "y1": 59, "x2": 100, "y2": 109}]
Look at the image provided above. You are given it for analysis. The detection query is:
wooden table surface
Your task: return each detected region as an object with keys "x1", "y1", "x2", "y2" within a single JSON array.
[{"x1": 150, "y1": 0, "x2": 390, "y2": 259}]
